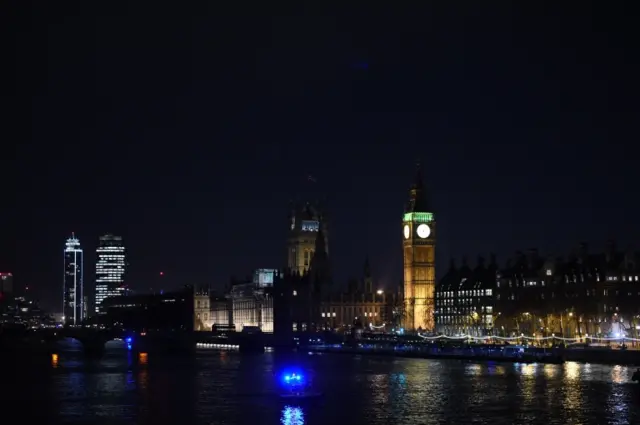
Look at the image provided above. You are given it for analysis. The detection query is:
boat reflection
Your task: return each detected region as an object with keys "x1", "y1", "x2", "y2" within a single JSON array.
[{"x1": 281, "y1": 405, "x2": 304, "y2": 425}]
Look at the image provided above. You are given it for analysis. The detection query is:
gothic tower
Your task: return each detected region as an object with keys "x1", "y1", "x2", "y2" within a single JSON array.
[
  {"x1": 286, "y1": 201, "x2": 328, "y2": 275},
  {"x1": 402, "y1": 161, "x2": 436, "y2": 332},
  {"x1": 363, "y1": 257, "x2": 373, "y2": 293}
]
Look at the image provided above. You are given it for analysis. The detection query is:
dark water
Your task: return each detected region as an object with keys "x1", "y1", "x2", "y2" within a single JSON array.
[{"x1": 3, "y1": 340, "x2": 640, "y2": 424}]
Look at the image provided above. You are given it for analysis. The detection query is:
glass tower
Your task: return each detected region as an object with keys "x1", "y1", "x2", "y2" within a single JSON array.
[
  {"x1": 63, "y1": 234, "x2": 84, "y2": 325},
  {"x1": 95, "y1": 234, "x2": 126, "y2": 314}
]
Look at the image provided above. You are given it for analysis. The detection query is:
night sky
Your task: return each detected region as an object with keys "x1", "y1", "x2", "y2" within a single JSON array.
[{"x1": 7, "y1": 4, "x2": 640, "y2": 312}]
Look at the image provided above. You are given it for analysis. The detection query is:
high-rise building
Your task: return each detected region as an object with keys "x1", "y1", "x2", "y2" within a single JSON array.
[
  {"x1": 402, "y1": 162, "x2": 436, "y2": 332},
  {"x1": 63, "y1": 234, "x2": 84, "y2": 325},
  {"x1": 95, "y1": 234, "x2": 126, "y2": 314}
]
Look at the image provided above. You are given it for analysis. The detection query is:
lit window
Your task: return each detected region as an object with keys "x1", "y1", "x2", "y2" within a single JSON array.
[
  {"x1": 321, "y1": 312, "x2": 325, "y2": 317},
  {"x1": 332, "y1": 312, "x2": 336, "y2": 317}
]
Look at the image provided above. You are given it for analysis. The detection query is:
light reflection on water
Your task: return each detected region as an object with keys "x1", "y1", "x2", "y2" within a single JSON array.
[
  {"x1": 281, "y1": 406, "x2": 304, "y2": 425},
  {"x1": 565, "y1": 361, "x2": 581, "y2": 381},
  {"x1": 543, "y1": 364, "x2": 558, "y2": 379},
  {"x1": 5, "y1": 343, "x2": 640, "y2": 424}
]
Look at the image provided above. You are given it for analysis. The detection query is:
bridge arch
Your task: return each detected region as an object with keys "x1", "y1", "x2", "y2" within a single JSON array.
[
  {"x1": 57, "y1": 336, "x2": 128, "y2": 349},
  {"x1": 53, "y1": 329, "x2": 130, "y2": 357}
]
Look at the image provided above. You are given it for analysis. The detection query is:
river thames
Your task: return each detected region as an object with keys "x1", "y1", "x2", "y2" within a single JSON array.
[{"x1": 5, "y1": 341, "x2": 640, "y2": 424}]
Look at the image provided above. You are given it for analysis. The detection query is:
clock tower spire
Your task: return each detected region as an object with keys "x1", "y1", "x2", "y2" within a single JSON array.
[
  {"x1": 402, "y1": 160, "x2": 436, "y2": 332},
  {"x1": 407, "y1": 160, "x2": 430, "y2": 212}
]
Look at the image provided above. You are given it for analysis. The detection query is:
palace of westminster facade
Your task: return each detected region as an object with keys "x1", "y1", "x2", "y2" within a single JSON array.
[
  {"x1": 194, "y1": 163, "x2": 640, "y2": 339},
  {"x1": 194, "y1": 164, "x2": 437, "y2": 336}
]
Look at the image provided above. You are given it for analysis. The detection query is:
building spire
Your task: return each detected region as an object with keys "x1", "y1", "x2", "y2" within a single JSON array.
[
  {"x1": 363, "y1": 256, "x2": 373, "y2": 293},
  {"x1": 406, "y1": 159, "x2": 431, "y2": 212},
  {"x1": 314, "y1": 223, "x2": 327, "y2": 257},
  {"x1": 363, "y1": 255, "x2": 371, "y2": 278},
  {"x1": 309, "y1": 222, "x2": 331, "y2": 289}
]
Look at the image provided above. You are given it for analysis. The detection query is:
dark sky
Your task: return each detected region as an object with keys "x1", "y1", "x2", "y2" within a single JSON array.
[{"x1": 6, "y1": 4, "x2": 640, "y2": 312}]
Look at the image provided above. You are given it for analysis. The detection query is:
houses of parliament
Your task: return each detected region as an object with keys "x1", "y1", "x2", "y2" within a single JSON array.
[
  {"x1": 194, "y1": 163, "x2": 436, "y2": 335},
  {"x1": 193, "y1": 159, "x2": 640, "y2": 341}
]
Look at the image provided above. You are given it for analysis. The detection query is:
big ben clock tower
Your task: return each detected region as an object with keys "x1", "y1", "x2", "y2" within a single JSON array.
[{"x1": 402, "y1": 162, "x2": 435, "y2": 332}]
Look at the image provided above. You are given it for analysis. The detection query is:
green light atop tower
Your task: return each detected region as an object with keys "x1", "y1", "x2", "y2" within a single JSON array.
[{"x1": 403, "y1": 212, "x2": 433, "y2": 223}]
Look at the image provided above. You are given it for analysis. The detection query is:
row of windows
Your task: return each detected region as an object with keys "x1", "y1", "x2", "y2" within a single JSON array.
[
  {"x1": 320, "y1": 311, "x2": 380, "y2": 318},
  {"x1": 496, "y1": 290, "x2": 640, "y2": 300},
  {"x1": 436, "y1": 306, "x2": 493, "y2": 314},
  {"x1": 438, "y1": 289, "x2": 492, "y2": 298},
  {"x1": 436, "y1": 315, "x2": 493, "y2": 325},
  {"x1": 437, "y1": 298, "x2": 487, "y2": 305},
  {"x1": 607, "y1": 275, "x2": 639, "y2": 281},
  {"x1": 505, "y1": 275, "x2": 640, "y2": 285}
]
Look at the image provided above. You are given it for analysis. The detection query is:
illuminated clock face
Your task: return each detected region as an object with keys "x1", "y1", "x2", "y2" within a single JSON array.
[
  {"x1": 416, "y1": 224, "x2": 431, "y2": 238},
  {"x1": 403, "y1": 225, "x2": 410, "y2": 239}
]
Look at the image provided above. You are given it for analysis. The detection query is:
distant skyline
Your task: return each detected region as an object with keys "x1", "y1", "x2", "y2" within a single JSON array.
[{"x1": 8, "y1": 5, "x2": 640, "y2": 312}]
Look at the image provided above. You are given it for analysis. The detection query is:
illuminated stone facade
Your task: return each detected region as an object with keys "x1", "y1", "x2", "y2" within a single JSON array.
[
  {"x1": 320, "y1": 291, "x2": 401, "y2": 332},
  {"x1": 193, "y1": 272, "x2": 276, "y2": 333},
  {"x1": 230, "y1": 282, "x2": 273, "y2": 333},
  {"x1": 318, "y1": 259, "x2": 401, "y2": 332},
  {"x1": 194, "y1": 291, "x2": 212, "y2": 331},
  {"x1": 287, "y1": 201, "x2": 328, "y2": 275},
  {"x1": 402, "y1": 164, "x2": 436, "y2": 332},
  {"x1": 211, "y1": 297, "x2": 231, "y2": 328}
]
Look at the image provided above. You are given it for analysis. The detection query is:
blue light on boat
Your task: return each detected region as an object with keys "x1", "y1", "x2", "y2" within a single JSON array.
[
  {"x1": 125, "y1": 337, "x2": 132, "y2": 344},
  {"x1": 284, "y1": 373, "x2": 302, "y2": 382},
  {"x1": 281, "y1": 370, "x2": 305, "y2": 386}
]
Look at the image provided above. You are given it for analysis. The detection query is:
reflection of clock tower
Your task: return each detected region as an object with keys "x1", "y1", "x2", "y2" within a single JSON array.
[{"x1": 402, "y1": 162, "x2": 436, "y2": 332}]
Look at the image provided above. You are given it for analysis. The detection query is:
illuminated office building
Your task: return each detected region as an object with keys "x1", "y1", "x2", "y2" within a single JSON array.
[
  {"x1": 63, "y1": 234, "x2": 84, "y2": 324},
  {"x1": 95, "y1": 234, "x2": 126, "y2": 314}
]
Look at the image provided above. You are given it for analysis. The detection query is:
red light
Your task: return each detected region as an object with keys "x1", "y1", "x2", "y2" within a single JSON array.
[{"x1": 159, "y1": 272, "x2": 164, "y2": 276}]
